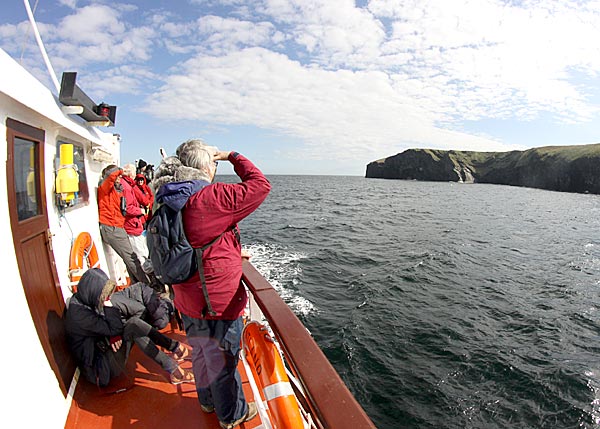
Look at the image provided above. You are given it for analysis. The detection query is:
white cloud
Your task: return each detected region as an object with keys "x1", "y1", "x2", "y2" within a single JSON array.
[
  {"x1": 80, "y1": 65, "x2": 156, "y2": 98},
  {"x1": 4, "y1": 0, "x2": 600, "y2": 167},
  {"x1": 57, "y1": 5, "x2": 126, "y2": 44},
  {"x1": 58, "y1": 0, "x2": 78, "y2": 9},
  {"x1": 1, "y1": 4, "x2": 158, "y2": 91},
  {"x1": 142, "y1": 48, "x2": 509, "y2": 162},
  {"x1": 196, "y1": 15, "x2": 279, "y2": 53},
  {"x1": 260, "y1": 0, "x2": 385, "y2": 67},
  {"x1": 135, "y1": 0, "x2": 600, "y2": 162},
  {"x1": 366, "y1": 0, "x2": 600, "y2": 124}
]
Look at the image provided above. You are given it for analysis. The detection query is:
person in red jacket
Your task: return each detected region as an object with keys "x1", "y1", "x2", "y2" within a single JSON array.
[
  {"x1": 97, "y1": 165, "x2": 149, "y2": 285},
  {"x1": 121, "y1": 164, "x2": 148, "y2": 263},
  {"x1": 134, "y1": 173, "x2": 154, "y2": 226},
  {"x1": 152, "y1": 139, "x2": 270, "y2": 429}
]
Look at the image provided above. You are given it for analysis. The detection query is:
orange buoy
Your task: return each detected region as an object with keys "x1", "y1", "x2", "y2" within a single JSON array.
[
  {"x1": 242, "y1": 321, "x2": 305, "y2": 429},
  {"x1": 69, "y1": 232, "x2": 100, "y2": 292}
]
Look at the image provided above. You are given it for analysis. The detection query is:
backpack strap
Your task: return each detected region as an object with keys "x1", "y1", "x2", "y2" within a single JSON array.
[{"x1": 194, "y1": 232, "x2": 226, "y2": 317}]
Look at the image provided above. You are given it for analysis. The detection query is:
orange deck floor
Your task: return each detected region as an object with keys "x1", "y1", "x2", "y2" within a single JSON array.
[{"x1": 65, "y1": 324, "x2": 261, "y2": 429}]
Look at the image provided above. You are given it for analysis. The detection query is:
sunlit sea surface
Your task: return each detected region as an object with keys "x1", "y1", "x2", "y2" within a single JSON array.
[{"x1": 220, "y1": 174, "x2": 600, "y2": 429}]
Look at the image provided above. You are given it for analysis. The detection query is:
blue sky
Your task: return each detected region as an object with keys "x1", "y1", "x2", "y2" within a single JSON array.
[{"x1": 2, "y1": 0, "x2": 600, "y2": 175}]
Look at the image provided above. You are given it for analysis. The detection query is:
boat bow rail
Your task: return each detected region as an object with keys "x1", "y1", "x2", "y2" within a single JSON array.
[{"x1": 241, "y1": 261, "x2": 377, "y2": 429}]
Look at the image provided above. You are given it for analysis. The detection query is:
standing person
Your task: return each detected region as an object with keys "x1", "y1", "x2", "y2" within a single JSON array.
[
  {"x1": 121, "y1": 164, "x2": 149, "y2": 267},
  {"x1": 97, "y1": 165, "x2": 149, "y2": 285},
  {"x1": 137, "y1": 159, "x2": 153, "y2": 183},
  {"x1": 136, "y1": 159, "x2": 147, "y2": 176},
  {"x1": 134, "y1": 173, "x2": 154, "y2": 226},
  {"x1": 152, "y1": 139, "x2": 271, "y2": 429},
  {"x1": 65, "y1": 268, "x2": 194, "y2": 387}
]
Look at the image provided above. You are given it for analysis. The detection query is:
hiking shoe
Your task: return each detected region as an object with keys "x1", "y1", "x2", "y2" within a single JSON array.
[
  {"x1": 200, "y1": 404, "x2": 215, "y2": 413},
  {"x1": 170, "y1": 367, "x2": 194, "y2": 385},
  {"x1": 173, "y1": 343, "x2": 191, "y2": 362},
  {"x1": 219, "y1": 402, "x2": 257, "y2": 429}
]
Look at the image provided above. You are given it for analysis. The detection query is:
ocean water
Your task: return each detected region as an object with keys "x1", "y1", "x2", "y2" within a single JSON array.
[{"x1": 223, "y1": 174, "x2": 600, "y2": 429}]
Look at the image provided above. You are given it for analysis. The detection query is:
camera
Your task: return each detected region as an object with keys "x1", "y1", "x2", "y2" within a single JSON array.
[{"x1": 120, "y1": 196, "x2": 127, "y2": 216}]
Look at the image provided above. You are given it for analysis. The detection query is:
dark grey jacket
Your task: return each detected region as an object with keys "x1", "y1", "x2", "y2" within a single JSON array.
[{"x1": 111, "y1": 282, "x2": 174, "y2": 330}]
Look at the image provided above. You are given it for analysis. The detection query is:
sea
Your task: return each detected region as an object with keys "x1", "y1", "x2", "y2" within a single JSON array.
[{"x1": 220, "y1": 174, "x2": 600, "y2": 429}]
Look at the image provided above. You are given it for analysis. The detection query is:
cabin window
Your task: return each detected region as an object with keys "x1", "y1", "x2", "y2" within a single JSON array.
[
  {"x1": 54, "y1": 141, "x2": 89, "y2": 207},
  {"x1": 14, "y1": 137, "x2": 41, "y2": 221}
]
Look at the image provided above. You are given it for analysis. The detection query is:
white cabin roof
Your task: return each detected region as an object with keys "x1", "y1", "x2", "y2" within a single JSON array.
[{"x1": 0, "y1": 48, "x2": 115, "y2": 149}]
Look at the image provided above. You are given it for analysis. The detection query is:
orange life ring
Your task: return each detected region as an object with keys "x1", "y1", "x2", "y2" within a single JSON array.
[
  {"x1": 69, "y1": 232, "x2": 100, "y2": 291},
  {"x1": 242, "y1": 321, "x2": 305, "y2": 429}
]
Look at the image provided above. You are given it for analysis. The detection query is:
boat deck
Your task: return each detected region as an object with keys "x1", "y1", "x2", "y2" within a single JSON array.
[
  {"x1": 63, "y1": 263, "x2": 378, "y2": 429},
  {"x1": 65, "y1": 322, "x2": 261, "y2": 429}
]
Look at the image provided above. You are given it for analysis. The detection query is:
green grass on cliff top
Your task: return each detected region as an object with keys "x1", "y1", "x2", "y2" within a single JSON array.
[{"x1": 420, "y1": 144, "x2": 600, "y2": 163}]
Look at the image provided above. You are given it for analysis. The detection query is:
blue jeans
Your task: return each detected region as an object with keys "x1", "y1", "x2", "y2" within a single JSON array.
[{"x1": 181, "y1": 314, "x2": 248, "y2": 423}]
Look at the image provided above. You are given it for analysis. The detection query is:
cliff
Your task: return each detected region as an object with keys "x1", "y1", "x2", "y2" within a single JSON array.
[{"x1": 365, "y1": 144, "x2": 600, "y2": 194}]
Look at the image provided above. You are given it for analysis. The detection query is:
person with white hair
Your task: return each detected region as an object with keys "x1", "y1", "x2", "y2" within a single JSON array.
[
  {"x1": 152, "y1": 139, "x2": 271, "y2": 429},
  {"x1": 121, "y1": 163, "x2": 149, "y2": 269}
]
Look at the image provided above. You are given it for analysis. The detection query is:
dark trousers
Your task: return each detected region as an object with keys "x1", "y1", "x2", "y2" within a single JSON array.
[
  {"x1": 82, "y1": 317, "x2": 178, "y2": 387},
  {"x1": 181, "y1": 314, "x2": 248, "y2": 424},
  {"x1": 123, "y1": 316, "x2": 179, "y2": 374},
  {"x1": 100, "y1": 224, "x2": 150, "y2": 284}
]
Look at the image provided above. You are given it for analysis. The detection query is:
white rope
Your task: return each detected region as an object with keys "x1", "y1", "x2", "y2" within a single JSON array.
[
  {"x1": 240, "y1": 349, "x2": 274, "y2": 429},
  {"x1": 23, "y1": 0, "x2": 60, "y2": 93}
]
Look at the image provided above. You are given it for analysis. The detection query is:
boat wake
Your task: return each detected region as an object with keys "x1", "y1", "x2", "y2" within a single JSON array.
[{"x1": 244, "y1": 242, "x2": 315, "y2": 316}]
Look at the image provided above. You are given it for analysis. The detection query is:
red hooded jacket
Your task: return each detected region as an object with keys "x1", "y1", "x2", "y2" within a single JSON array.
[
  {"x1": 121, "y1": 175, "x2": 144, "y2": 236},
  {"x1": 172, "y1": 152, "x2": 270, "y2": 320},
  {"x1": 134, "y1": 174, "x2": 154, "y2": 224}
]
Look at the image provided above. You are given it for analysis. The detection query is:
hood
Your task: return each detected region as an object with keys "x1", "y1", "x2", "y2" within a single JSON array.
[
  {"x1": 152, "y1": 156, "x2": 211, "y2": 193},
  {"x1": 155, "y1": 180, "x2": 209, "y2": 211},
  {"x1": 152, "y1": 155, "x2": 211, "y2": 211},
  {"x1": 76, "y1": 268, "x2": 114, "y2": 308},
  {"x1": 121, "y1": 175, "x2": 136, "y2": 186},
  {"x1": 135, "y1": 173, "x2": 147, "y2": 185}
]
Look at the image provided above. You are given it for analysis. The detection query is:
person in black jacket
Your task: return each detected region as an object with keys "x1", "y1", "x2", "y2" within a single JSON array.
[{"x1": 65, "y1": 268, "x2": 194, "y2": 386}]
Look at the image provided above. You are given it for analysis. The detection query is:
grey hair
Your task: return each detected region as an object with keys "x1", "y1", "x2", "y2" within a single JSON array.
[
  {"x1": 176, "y1": 139, "x2": 218, "y2": 172},
  {"x1": 151, "y1": 138, "x2": 218, "y2": 193},
  {"x1": 97, "y1": 280, "x2": 117, "y2": 312},
  {"x1": 122, "y1": 163, "x2": 136, "y2": 177}
]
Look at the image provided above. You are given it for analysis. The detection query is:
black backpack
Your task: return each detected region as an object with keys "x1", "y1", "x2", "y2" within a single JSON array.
[{"x1": 146, "y1": 203, "x2": 223, "y2": 316}]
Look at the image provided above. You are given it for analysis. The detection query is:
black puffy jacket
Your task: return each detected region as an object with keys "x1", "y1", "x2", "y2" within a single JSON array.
[{"x1": 65, "y1": 268, "x2": 123, "y2": 385}]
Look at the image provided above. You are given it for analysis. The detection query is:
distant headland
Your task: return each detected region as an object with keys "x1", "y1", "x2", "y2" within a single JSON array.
[{"x1": 365, "y1": 144, "x2": 600, "y2": 194}]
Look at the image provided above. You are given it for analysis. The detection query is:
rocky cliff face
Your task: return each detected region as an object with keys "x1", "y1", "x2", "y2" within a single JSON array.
[{"x1": 365, "y1": 144, "x2": 600, "y2": 194}]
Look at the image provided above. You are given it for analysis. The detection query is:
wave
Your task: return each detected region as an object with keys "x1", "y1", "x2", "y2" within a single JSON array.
[{"x1": 244, "y1": 242, "x2": 315, "y2": 316}]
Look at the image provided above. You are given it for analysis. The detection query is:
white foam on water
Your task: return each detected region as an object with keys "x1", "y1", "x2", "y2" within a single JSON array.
[
  {"x1": 244, "y1": 243, "x2": 316, "y2": 316},
  {"x1": 585, "y1": 369, "x2": 600, "y2": 425}
]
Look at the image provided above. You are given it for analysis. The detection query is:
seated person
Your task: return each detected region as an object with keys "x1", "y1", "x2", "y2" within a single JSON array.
[
  {"x1": 111, "y1": 281, "x2": 174, "y2": 330},
  {"x1": 65, "y1": 268, "x2": 193, "y2": 387}
]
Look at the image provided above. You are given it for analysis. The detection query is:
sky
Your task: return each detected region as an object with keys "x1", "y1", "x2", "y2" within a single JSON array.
[{"x1": 2, "y1": 0, "x2": 600, "y2": 175}]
